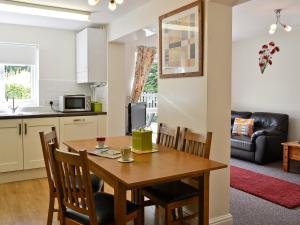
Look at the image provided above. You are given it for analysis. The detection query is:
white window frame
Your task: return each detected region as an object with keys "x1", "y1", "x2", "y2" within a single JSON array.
[{"x1": 0, "y1": 43, "x2": 39, "y2": 109}]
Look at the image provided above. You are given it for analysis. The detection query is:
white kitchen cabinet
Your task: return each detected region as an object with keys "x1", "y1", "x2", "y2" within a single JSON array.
[
  {"x1": 60, "y1": 116, "x2": 99, "y2": 150},
  {"x1": 0, "y1": 114, "x2": 106, "y2": 175},
  {"x1": 23, "y1": 118, "x2": 59, "y2": 170},
  {"x1": 76, "y1": 28, "x2": 107, "y2": 83},
  {"x1": 0, "y1": 119, "x2": 23, "y2": 172}
]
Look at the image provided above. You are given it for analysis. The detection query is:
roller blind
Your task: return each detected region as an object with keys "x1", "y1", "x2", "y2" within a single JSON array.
[{"x1": 0, "y1": 43, "x2": 38, "y2": 65}]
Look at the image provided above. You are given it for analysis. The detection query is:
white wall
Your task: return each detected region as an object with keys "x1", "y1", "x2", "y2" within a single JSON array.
[
  {"x1": 232, "y1": 29, "x2": 300, "y2": 140},
  {"x1": 0, "y1": 23, "x2": 91, "y2": 106},
  {"x1": 108, "y1": 0, "x2": 232, "y2": 223},
  {"x1": 107, "y1": 42, "x2": 126, "y2": 136}
]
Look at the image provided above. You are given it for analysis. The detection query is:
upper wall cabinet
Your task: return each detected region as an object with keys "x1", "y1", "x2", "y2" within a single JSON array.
[{"x1": 76, "y1": 28, "x2": 107, "y2": 83}]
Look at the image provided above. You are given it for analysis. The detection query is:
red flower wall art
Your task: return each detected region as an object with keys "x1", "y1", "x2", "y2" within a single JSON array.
[{"x1": 258, "y1": 41, "x2": 280, "y2": 74}]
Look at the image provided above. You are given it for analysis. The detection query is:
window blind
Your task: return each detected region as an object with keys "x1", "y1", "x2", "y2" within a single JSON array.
[{"x1": 0, "y1": 43, "x2": 38, "y2": 65}]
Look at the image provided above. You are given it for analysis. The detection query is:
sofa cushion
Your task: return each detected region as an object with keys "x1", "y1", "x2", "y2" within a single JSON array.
[
  {"x1": 232, "y1": 118, "x2": 255, "y2": 136},
  {"x1": 231, "y1": 111, "x2": 252, "y2": 125},
  {"x1": 231, "y1": 135, "x2": 255, "y2": 152},
  {"x1": 251, "y1": 112, "x2": 289, "y2": 133}
]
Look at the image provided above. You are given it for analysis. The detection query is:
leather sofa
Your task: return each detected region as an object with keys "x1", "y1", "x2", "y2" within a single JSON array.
[{"x1": 231, "y1": 111, "x2": 289, "y2": 164}]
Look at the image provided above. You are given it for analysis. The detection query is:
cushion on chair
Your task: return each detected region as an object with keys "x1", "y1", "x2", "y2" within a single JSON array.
[
  {"x1": 90, "y1": 174, "x2": 102, "y2": 192},
  {"x1": 231, "y1": 135, "x2": 254, "y2": 152},
  {"x1": 66, "y1": 192, "x2": 138, "y2": 225},
  {"x1": 143, "y1": 181, "x2": 198, "y2": 204},
  {"x1": 232, "y1": 118, "x2": 255, "y2": 136},
  {"x1": 231, "y1": 111, "x2": 252, "y2": 125}
]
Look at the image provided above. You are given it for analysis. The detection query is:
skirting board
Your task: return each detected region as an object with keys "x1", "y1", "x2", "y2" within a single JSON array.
[
  {"x1": 210, "y1": 214, "x2": 233, "y2": 225},
  {"x1": 184, "y1": 208, "x2": 232, "y2": 225},
  {"x1": 0, "y1": 168, "x2": 46, "y2": 184}
]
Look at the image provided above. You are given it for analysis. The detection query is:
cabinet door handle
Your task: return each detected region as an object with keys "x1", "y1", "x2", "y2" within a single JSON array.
[
  {"x1": 73, "y1": 119, "x2": 86, "y2": 123},
  {"x1": 24, "y1": 123, "x2": 27, "y2": 135},
  {"x1": 19, "y1": 124, "x2": 22, "y2": 135}
]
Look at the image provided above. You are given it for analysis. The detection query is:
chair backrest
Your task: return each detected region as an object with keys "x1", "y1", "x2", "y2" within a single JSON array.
[
  {"x1": 156, "y1": 123, "x2": 180, "y2": 149},
  {"x1": 39, "y1": 127, "x2": 59, "y2": 193},
  {"x1": 48, "y1": 145, "x2": 98, "y2": 225},
  {"x1": 181, "y1": 128, "x2": 212, "y2": 159}
]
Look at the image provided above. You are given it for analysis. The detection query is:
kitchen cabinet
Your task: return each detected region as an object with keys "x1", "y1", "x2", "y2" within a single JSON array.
[
  {"x1": 0, "y1": 119, "x2": 23, "y2": 172},
  {"x1": 60, "y1": 116, "x2": 98, "y2": 150},
  {"x1": 23, "y1": 118, "x2": 59, "y2": 170},
  {"x1": 0, "y1": 114, "x2": 106, "y2": 175},
  {"x1": 76, "y1": 28, "x2": 107, "y2": 83}
]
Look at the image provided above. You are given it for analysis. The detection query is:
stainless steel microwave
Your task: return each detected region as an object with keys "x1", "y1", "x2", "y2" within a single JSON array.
[{"x1": 58, "y1": 95, "x2": 91, "y2": 112}]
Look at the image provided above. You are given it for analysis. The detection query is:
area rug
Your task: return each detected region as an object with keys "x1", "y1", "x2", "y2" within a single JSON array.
[{"x1": 230, "y1": 166, "x2": 300, "y2": 209}]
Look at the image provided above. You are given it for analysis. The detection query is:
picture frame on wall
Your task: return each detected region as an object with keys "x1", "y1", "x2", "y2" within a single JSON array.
[{"x1": 159, "y1": 1, "x2": 203, "y2": 78}]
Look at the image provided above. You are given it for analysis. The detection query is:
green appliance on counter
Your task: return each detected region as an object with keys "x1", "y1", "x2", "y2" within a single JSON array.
[{"x1": 91, "y1": 101, "x2": 102, "y2": 112}]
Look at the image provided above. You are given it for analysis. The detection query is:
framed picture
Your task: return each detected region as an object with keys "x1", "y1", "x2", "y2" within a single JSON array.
[{"x1": 159, "y1": 1, "x2": 203, "y2": 78}]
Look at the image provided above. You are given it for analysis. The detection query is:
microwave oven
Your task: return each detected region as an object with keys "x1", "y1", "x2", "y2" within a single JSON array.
[{"x1": 58, "y1": 95, "x2": 91, "y2": 112}]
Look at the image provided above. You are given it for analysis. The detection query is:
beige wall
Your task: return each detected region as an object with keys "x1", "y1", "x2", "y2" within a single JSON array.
[
  {"x1": 107, "y1": 43, "x2": 126, "y2": 136},
  {"x1": 108, "y1": 0, "x2": 232, "y2": 223},
  {"x1": 206, "y1": 2, "x2": 232, "y2": 219},
  {"x1": 232, "y1": 30, "x2": 300, "y2": 140}
]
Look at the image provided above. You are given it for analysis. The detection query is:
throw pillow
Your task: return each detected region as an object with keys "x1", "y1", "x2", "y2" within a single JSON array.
[{"x1": 232, "y1": 118, "x2": 255, "y2": 136}]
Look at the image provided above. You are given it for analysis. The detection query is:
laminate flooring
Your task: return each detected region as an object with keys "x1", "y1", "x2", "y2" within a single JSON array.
[{"x1": 0, "y1": 178, "x2": 198, "y2": 225}]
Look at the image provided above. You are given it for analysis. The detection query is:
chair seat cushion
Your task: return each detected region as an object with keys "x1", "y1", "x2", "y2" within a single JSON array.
[
  {"x1": 143, "y1": 181, "x2": 198, "y2": 204},
  {"x1": 90, "y1": 174, "x2": 102, "y2": 192},
  {"x1": 66, "y1": 192, "x2": 138, "y2": 225},
  {"x1": 231, "y1": 135, "x2": 254, "y2": 152}
]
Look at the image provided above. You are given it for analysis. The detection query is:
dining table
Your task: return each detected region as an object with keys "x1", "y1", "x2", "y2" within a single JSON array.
[{"x1": 64, "y1": 136, "x2": 227, "y2": 225}]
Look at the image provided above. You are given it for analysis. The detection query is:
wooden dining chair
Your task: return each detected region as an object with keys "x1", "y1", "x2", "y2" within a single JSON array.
[
  {"x1": 39, "y1": 127, "x2": 102, "y2": 225},
  {"x1": 143, "y1": 129, "x2": 213, "y2": 225},
  {"x1": 48, "y1": 145, "x2": 139, "y2": 225},
  {"x1": 156, "y1": 123, "x2": 180, "y2": 149}
]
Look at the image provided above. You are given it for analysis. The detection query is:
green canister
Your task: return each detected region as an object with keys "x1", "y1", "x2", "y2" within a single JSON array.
[
  {"x1": 132, "y1": 129, "x2": 152, "y2": 151},
  {"x1": 91, "y1": 101, "x2": 102, "y2": 112}
]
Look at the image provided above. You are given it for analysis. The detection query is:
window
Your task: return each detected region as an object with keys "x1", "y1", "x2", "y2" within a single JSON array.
[{"x1": 0, "y1": 43, "x2": 38, "y2": 107}]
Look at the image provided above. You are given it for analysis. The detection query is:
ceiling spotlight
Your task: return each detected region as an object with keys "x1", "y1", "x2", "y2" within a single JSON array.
[
  {"x1": 115, "y1": 0, "x2": 124, "y2": 4},
  {"x1": 88, "y1": 0, "x2": 100, "y2": 6},
  {"x1": 108, "y1": 0, "x2": 117, "y2": 11},
  {"x1": 269, "y1": 9, "x2": 292, "y2": 35},
  {"x1": 284, "y1": 25, "x2": 292, "y2": 32}
]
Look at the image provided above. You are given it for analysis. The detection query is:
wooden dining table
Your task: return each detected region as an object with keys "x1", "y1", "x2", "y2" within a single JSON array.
[{"x1": 64, "y1": 136, "x2": 227, "y2": 225}]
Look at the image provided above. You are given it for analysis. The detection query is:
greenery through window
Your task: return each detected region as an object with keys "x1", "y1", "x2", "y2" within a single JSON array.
[
  {"x1": 143, "y1": 62, "x2": 158, "y2": 93},
  {"x1": 0, "y1": 64, "x2": 33, "y2": 103}
]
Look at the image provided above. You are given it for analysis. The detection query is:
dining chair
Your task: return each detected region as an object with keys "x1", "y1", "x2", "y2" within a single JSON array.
[
  {"x1": 156, "y1": 123, "x2": 180, "y2": 149},
  {"x1": 48, "y1": 144, "x2": 139, "y2": 225},
  {"x1": 39, "y1": 127, "x2": 103, "y2": 225},
  {"x1": 142, "y1": 129, "x2": 213, "y2": 225}
]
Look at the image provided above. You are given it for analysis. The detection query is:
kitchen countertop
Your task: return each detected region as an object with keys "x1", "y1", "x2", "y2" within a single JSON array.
[{"x1": 0, "y1": 111, "x2": 107, "y2": 120}]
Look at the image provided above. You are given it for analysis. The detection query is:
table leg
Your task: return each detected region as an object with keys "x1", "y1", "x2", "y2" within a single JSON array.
[
  {"x1": 132, "y1": 189, "x2": 144, "y2": 225},
  {"x1": 198, "y1": 172, "x2": 210, "y2": 225},
  {"x1": 283, "y1": 146, "x2": 289, "y2": 172},
  {"x1": 114, "y1": 181, "x2": 127, "y2": 225}
]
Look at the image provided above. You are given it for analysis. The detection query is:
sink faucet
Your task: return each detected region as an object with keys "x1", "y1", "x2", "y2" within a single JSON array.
[{"x1": 6, "y1": 95, "x2": 18, "y2": 113}]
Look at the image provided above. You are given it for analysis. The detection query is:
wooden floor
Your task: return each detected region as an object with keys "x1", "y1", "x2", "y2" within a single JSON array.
[{"x1": 0, "y1": 178, "x2": 198, "y2": 225}]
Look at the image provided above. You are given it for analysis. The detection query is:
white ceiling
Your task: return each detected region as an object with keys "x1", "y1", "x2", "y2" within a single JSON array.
[
  {"x1": 1, "y1": 0, "x2": 300, "y2": 40},
  {"x1": 0, "y1": 0, "x2": 150, "y2": 30},
  {"x1": 233, "y1": 0, "x2": 300, "y2": 41}
]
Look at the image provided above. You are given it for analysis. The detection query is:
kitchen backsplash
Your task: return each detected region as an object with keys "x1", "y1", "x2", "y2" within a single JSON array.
[{"x1": 39, "y1": 79, "x2": 107, "y2": 112}]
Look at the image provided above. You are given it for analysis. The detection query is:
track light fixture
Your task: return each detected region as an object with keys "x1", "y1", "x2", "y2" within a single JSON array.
[
  {"x1": 88, "y1": 0, "x2": 124, "y2": 11},
  {"x1": 108, "y1": 0, "x2": 124, "y2": 11},
  {"x1": 269, "y1": 9, "x2": 292, "y2": 35},
  {"x1": 88, "y1": 0, "x2": 100, "y2": 6}
]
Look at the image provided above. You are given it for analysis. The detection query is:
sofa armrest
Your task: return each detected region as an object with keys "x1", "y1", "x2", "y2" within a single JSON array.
[
  {"x1": 251, "y1": 130, "x2": 265, "y2": 141},
  {"x1": 251, "y1": 128, "x2": 284, "y2": 141},
  {"x1": 254, "y1": 135, "x2": 286, "y2": 164}
]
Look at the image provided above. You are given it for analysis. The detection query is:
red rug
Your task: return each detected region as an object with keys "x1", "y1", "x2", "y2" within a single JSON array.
[{"x1": 230, "y1": 166, "x2": 300, "y2": 209}]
